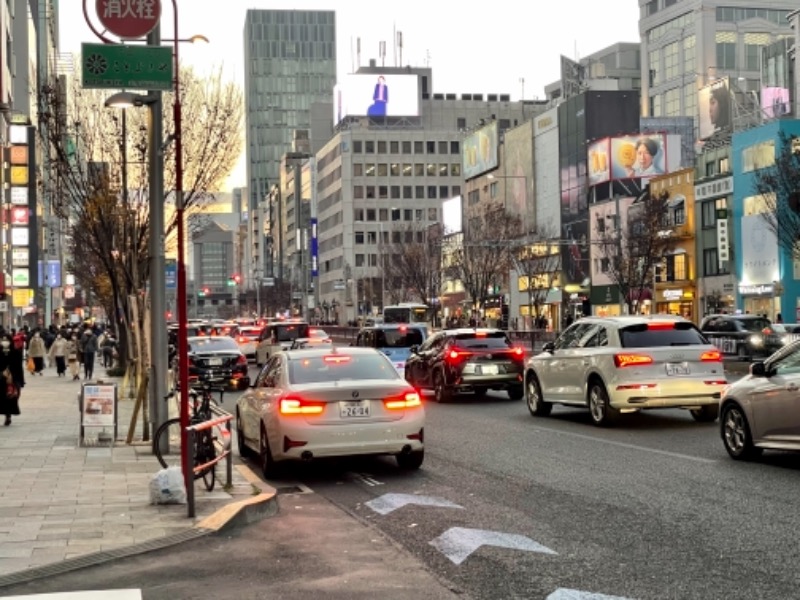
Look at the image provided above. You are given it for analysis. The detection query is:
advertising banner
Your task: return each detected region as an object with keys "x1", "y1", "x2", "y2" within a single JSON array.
[
  {"x1": 761, "y1": 87, "x2": 791, "y2": 119},
  {"x1": 610, "y1": 133, "x2": 667, "y2": 180},
  {"x1": 462, "y1": 121, "x2": 499, "y2": 180},
  {"x1": 587, "y1": 138, "x2": 611, "y2": 186},
  {"x1": 333, "y1": 73, "x2": 419, "y2": 124},
  {"x1": 310, "y1": 218, "x2": 319, "y2": 277},
  {"x1": 81, "y1": 383, "x2": 116, "y2": 428},
  {"x1": 698, "y1": 78, "x2": 732, "y2": 140},
  {"x1": 165, "y1": 259, "x2": 176, "y2": 290},
  {"x1": 442, "y1": 196, "x2": 463, "y2": 235},
  {"x1": 37, "y1": 260, "x2": 61, "y2": 288},
  {"x1": 740, "y1": 215, "x2": 778, "y2": 284}
]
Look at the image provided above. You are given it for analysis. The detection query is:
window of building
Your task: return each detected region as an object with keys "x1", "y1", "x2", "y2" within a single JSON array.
[
  {"x1": 390, "y1": 141, "x2": 399, "y2": 154},
  {"x1": 391, "y1": 185, "x2": 400, "y2": 199},
  {"x1": 404, "y1": 209, "x2": 413, "y2": 221},
  {"x1": 403, "y1": 186, "x2": 413, "y2": 199},
  {"x1": 404, "y1": 231, "x2": 414, "y2": 243},
  {"x1": 367, "y1": 231, "x2": 377, "y2": 244},
  {"x1": 701, "y1": 200, "x2": 717, "y2": 229},
  {"x1": 391, "y1": 208, "x2": 401, "y2": 221},
  {"x1": 468, "y1": 189, "x2": 480, "y2": 206},
  {"x1": 438, "y1": 141, "x2": 448, "y2": 154},
  {"x1": 353, "y1": 164, "x2": 363, "y2": 176},
  {"x1": 665, "y1": 87, "x2": 681, "y2": 116},
  {"x1": 745, "y1": 33, "x2": 771, "y2": 71},
  {"x1": 379, "y1": 185, "x2": 388, "y2": 199},
  {"x1": 716, "y1": 31, "x2": 736, "y2": 70},
  {"x1": 428, "y1": 208, "x2": 437, "y2": 221},
  {"x1": 683, "y1": 36, "x2": 695, "y2": 74},
  {"x1": 354, "y1": 208, "x2": 364, "y2": 221},
  {"x1": 365, "y1": 164, "x2": 376, "y2": 176},
  {"x1": 366, "y1": 208, "x2": 376, "y2": 221},
  {"x1": 651, "y1": 93, "x2": 662, "y2": 117},
  {"x1": 415, "y1": 185, "x2": 425, "y2": 198},
  {"x1": 377, "y1": 163, "x2": 388, "y2": 177},
  {"x1": 390, "y1": 163, "x2": 400, "y2": 176},
  {"x1": 403, "y1": 163, "x2": 413, "y2": 176},
  {"x1": 426, "y1": 163, "x2": 437, "y2": 176},
  {"x1": 428, "y1": 186, "x2": 437, "y2": 199},
  {"x1": 451, "y1": 141, "x2": 460, "y2": 154},
  {"x1": 703, "y1": 248, "x2": 719, "y2": 276},
  {"x1": 451, "y1": 163, "x2": 461, "y2": 176},
  {"x1": 392, "y1": 230, "x2": 401, "y2": 243},
  {"x1": 353, "y1": 186, "x2": 364, "y2": 199},
  {"x1": 402, "y1": 141, "x2": 412, "y2": 153},
  {"x1": 439, "y1": 163, "x2": 449, "y2": 176},
  {"x1": 645, "y1": 0, "x2": 657, "y2": 17},
  {"x1": 377, "y1": 140, "x2": 387, "y2": 153},
  {"x1": 439, "y1": 185, "x2": 449, "y2": 199},
  {"x1": 742, "y1": 141, "x2": 775, "y2": 172},
  {"x1": 353, "y1": 140, "x2": 363, "y2": 153},
  {"x1": 366, "y1": 186, "x2": 375, "y2": 199},
  {"x1": 355, "y1": 253, "x2": 365, "y2": 267},
  {"x1": 719, "y1": 157, "x2": 730, "y2": 173},
  {"x1": 415, "y1": 163, "x2": 425, "y2": 176},
  {"x1": 415, "y1": 209, "x2": 423, "y2": 221},
  {"x1": 489, "y1": 182, "x2": 499, "y2": 198},
  {"x1": 414, "y1": 141, "x2": 424, "y2": 153},
  {"x1": 663, "y1": 41, "x2": 679, "y2": 81},
  {"x1": 355, "y1": 231, "x2": 365, "y2": 244},
  {"x1": 452, "y1": 185, "x2": 461, "y2": 196},
  {"x1": 684, "y1": 82, "x2": 697, "y2": 125},
  {"x1": 648, "y1": 48, "x2": 660, "y2": 86},
  {"x1": 673, "y1": 204, "x2": 685, "y2": 226},
  {"x1": 457, "y1": 117, "x2": 466, "y2": 129},
  {"x1": 379, "y1": 208, "x2": 388, "y2": 221},
  {"x1": 426, "y1": 141, "x2": 436, "y2": 154},
  {"x1": 706, "y1": 161, "x2": 717, "y2": 177},
  {"x1": 673, "y1": 254, "x2": 687, "y2": 280},
  {"x1": 365, "y1": 140, "x2": 375, "y2": 153}
]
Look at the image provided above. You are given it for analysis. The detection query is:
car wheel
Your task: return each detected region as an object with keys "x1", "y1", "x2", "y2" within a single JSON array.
[
  {"x1": 588, "y1": 381, "x2": 618, "y2": 427},
  {"x1": 396, "y1": 449, "x2": 424, "y2": 470},
  {"x1": 507, "y1": 385, "x2": 524, "y2": 401},
  {"x1": 525, "y1": 375, "x2": 552, "y2": 416},
  {"x1": 259, "y1": 425, "x2": 280, "y2": 478},
  {"x1": 236, "y1": 409, "x2": 249, "y2": 458},
  {"x1": 433, "y1": 370, "x2": 452, "y2": 403},
  {"x1": 721, "y1": 404, "x2": 762, "y2": 460},
  {"x1": 690, "y1": 404, "x2": 719, "y2": 422}
]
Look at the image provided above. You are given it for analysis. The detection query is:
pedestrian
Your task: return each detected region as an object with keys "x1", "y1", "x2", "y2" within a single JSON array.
[
  {"x1": 27, "y1": 331, "x2": 46, "y2": 376},
  {"x1": 0, "y1": 332, "x2": 24, "y2": 426},
  {"x1": 66, "y1": 334, "x2": 80, "y2": 381},
  {"x1": 82, "y1": 328, "x2": 98, "y2": 380},
  {"x1": 48, "y1": 332, "x2": 68, "y2": 377},
  {"x1": 101, "y1": 332, "x2": 117, "y2": 368}
]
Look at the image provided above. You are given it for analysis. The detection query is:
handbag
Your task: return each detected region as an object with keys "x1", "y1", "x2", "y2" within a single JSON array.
[
  {"x1": 6, "y1": 381, "x2": 18, "y2": 400},
  {"x1": 26, "y1": 355, "x2": 35, "y2": 373}
]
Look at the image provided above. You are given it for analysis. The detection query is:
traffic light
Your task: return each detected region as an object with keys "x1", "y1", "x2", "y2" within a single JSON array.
[{"x1": 198, "y1": 287, "x2": 210, "y2": 297}]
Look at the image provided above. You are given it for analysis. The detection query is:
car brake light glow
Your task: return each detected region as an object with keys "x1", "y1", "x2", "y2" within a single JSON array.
[
  {"x1": 614, "y1": 353, "x2": 654, "y2": 368},
  {"x1": 511, "y1": 347, "x2": 524, "y2": 359},
  {"x1": 323, "y1": 354, "x2": 352, "y2": 364},
  {"x1": 279, "y1": 395, "x2": 325, "y2": 415},
  {"x1": 447, "y1": 348, "x2": 470, "y2": 362},
  {"x1": 384, "y1": 390, "x2": 422, "y2": 410},
  {"x1": 700, "y1": 350, "x2": 722, "y2": 362},
  {"x1": 647, "y1": 322, "x2": 675, "y2": 330},
  {"x1": 475, "y1": 331, "x2": 487, "y2": 337},
  {"x1": 238, "y1": 336, "x2": 247, "y2": 343}
]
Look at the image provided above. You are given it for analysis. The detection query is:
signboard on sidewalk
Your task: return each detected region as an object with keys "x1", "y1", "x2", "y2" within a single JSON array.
[
  {"x1": 81, "y1": 383, "x2": 117, "y2": 428},
  {"x1": 81, "y1": 43, "x2": 173, "y2": 90}
]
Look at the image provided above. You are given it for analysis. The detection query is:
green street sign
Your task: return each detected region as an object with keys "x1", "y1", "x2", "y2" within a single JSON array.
[{"x1": 81, "y1": 43, "x2": 173, "y2": 91}]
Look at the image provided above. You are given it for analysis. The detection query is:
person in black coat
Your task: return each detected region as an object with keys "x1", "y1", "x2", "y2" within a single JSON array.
[{"x1": 0, "y1": 332, "x2": 25, "y2": 425}]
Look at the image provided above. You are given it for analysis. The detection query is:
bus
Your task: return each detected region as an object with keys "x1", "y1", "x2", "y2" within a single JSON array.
[{"x1": 383, "y1": 303, "x2": 429, "y2": 326}]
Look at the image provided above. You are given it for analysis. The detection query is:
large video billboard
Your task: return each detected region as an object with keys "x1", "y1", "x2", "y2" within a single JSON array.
[
  {"x1": 610, "y1": 133, "x2": 667, "y2": 180},
  {"x1": 333, "y1": 73, "x2": 419, "y2": 124},
  {"x1": 761, "y1": 87, "x2": 791, "y2": 119},
  {"x1": 462, "y1": 121, "x2": 499, "y2": 180},
  {"x1": 587, "y1": 138, "x2": 611, "y2": 186},
  {"x1": 698, "y1": 78, "x2": 732, "y2": 140},
  {"x1": 442, "y1": 195, "x2": 463, "y2": 235}
]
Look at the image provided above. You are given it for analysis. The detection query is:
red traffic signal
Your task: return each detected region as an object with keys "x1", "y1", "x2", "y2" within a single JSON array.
[{"x1": 232, "y1": 274, "x2": 241, "y2": 284}]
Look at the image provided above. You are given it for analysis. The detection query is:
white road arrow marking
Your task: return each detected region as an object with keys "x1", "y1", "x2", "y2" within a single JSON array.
[
  {"x1": 429, "y1": 527, "x2": 557, "y2": 565},
  {"x1": 365, "y1": 493, "x2": 463, "y2": 515},
  {"x1": 547, "y1": 588, "x2": 636, "y2": 600}
]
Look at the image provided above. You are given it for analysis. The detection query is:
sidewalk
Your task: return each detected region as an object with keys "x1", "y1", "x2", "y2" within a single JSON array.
[{"x1": 0, "y1": 365, "x2": 276, "y2": 586}]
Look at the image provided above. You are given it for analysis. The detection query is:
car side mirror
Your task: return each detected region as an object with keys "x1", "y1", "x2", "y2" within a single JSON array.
[
  {"x1": 542, "y1": 341, "x2": 555, "y2": 354},
  {"x1": 750, "y1": 362, "x2": 769, "y2": 377}
]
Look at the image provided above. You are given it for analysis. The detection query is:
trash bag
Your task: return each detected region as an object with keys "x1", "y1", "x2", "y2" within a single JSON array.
[{"x1": 149, "y1": 466, "x2": 187, "y2": 505}]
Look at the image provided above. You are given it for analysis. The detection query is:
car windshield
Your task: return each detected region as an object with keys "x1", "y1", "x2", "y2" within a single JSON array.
[
  {"x1": 453, "y1": 332, "x2": 511, "y2": 349},
  {"x1": 375, "y1": 328, "x2": 425, "y2": 348},
  {"x1": 619, "y1": 322, "x2": 708, "y2": 348},
  {"x1": 737, "y1": 318, "x2": 771, "y2": 332},
  {"x1": 189, "y1": 337, "x2": 239, "y2": 352},
  {"x1": 288, "y1": 353, "x2": 400, "y2": 383},
  {"x1": 274, "y1": 324, "x2": 309, "y2": 342}
]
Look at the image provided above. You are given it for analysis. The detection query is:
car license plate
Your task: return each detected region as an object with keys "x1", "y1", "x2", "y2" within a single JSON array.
[
  {"x1": 340, "y1": 401, "x2": 370, "y2": 418},
  {"x1": 665, "y1": 362, "x2": 690, "y2": 376},
  {"x1": 208, "y1": 358, "x2": 223, "y2": 366},
  {"x1": 478, "y1": 364, "x2": 499, "y2": 375}
]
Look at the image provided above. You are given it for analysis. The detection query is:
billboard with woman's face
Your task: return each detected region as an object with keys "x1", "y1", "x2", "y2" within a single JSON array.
[
  {"x1": 609, "y1": 134, "x2": 666, "y2": 180},
  {"x1": 698, "y1": 78, "x2": 732, "y2": 140}
]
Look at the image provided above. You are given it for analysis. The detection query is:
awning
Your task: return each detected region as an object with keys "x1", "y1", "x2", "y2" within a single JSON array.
[{"x1": 669, "y1": 195, "x2": 686, "y2": 208}]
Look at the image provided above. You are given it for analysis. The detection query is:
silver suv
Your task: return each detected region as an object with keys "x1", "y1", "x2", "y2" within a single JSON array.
[{"x1": 524, "y1": 315, "x2": 727, "y2": 426}]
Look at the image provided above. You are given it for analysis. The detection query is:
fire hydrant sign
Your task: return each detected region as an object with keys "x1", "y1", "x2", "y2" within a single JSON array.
[{"x1": 96, "y1": 0, "x2": 161, "y2": 39}]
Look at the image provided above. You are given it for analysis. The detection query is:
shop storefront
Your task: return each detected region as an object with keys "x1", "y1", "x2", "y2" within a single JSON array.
[
  {"x1": 590, "y1": 285, "x2": 622, "y2": 317},
  {"x1": 739, "y1": 283, "x2": 779, "y2": 320},
  {"x1": 626, "y1": 288, "x2": 653, "y2": 315},
  {"x1": 518, "y1": 289, "x2": 561, "y2": 331},
  {"x1": 655, "y1": 286, "x2": 696, "y2": 320}
]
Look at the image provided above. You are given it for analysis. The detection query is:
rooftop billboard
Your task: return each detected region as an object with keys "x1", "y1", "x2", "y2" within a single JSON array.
[
  {"x1": 462, "y1": 121, "x2": 499, "y2": 180},
  {"x1": 333, "y1": 73, "x2": 419, "y2": 124},
  {"x1": 698, "y1": 78, "x2": 732, "y2": 140},
  {"x1": 587, "y1": 133, "x2": 670, "y2": 185}
]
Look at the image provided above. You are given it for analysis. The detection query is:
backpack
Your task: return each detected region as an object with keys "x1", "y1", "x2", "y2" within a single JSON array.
[{"x1": 13, "y1": 333, "x2": 25, "y2": 351}]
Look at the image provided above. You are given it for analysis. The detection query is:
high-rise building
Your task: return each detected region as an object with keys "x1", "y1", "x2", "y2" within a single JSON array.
[
  {"x1": 243, "y1": 9, "x2": 337, "y2": 216},
  {"x1": 639, "y1": 0, "x2": 796, "y2": 134}
]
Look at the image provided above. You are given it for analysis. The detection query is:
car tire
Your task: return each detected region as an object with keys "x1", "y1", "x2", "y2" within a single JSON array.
[
  {"x1": 690, "y1": 404, "x2": 719, "y2": 422},
  {"x1": 259, "y1": 425, "x2": 280, "y2": 478},
  {"x1": 525, "y1": 375, "x2": 552, "y2": 416},
  {"x1": 433, "y1": 370, "x2": 452, "y2": 403},
  {"x1": 396, "y1": 449, "x2": 424, "y2": 470},
  {"x1": 588, "y1": 381, "x2": 618, "y2": 427},
  {"x1": 507, "y1": 385, "x2": 524, "y2": 401},
  {"x1": 721, "y1": 403, "x2": 763, "y2": 460},
  {"x1": 236, "y1": 409, "x2": 249, "y2": 458}
]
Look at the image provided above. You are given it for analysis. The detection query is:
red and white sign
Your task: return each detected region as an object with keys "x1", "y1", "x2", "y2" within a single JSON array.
[
  {"x1": 10, "y1": 207, "x2": 28, "y2": 226},
  {"x1": 96, "y1": 0, "x2": 161, "y2": 39}
]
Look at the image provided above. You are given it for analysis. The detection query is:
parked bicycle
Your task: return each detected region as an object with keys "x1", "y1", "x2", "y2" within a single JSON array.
[{"x1": 153, "y1": 376, "x2": 226, "y2": 492}]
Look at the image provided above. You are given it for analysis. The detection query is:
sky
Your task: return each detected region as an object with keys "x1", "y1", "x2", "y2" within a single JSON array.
[{"x1": 58, "y1": 1, "x2": 642, "y2": 190}]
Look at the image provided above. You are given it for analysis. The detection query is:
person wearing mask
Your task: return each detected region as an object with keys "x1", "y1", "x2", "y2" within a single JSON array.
[
  {"x1": 82, "y1": 329, "x2": 98, "y2": 380},
  {"x1": 101, "y1": 332, "x2": 117, "y2": 368},
  {"x1": 48, "y1": 332, "x2": 68, "y2": 377},
  {"x1": 27, "y1": 331, "x2": 46, "y2": 376},
  {"x1": 0, "y1": 332, "x2": 24, "y2": 425},
  {"x1": 66, "y1": 334, "x2": 80, "y2": 381}
]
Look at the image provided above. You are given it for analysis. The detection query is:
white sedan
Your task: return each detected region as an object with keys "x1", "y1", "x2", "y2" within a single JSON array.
[{"x1": 235, "y1": 346, "x2": 425, "y2": 477}]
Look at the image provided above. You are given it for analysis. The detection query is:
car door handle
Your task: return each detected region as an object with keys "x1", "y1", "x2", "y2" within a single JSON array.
[
  {"x1": 582, "y1": 359, "x2": 590, "y2": 366},
  {"x1": 787, "y1": 383, "x2": 798, "y2": 392}
]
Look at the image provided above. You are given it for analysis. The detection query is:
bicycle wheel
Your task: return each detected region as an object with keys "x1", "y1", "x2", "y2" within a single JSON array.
[
  {"x1": 196, "y1": 431, "x2": 216, "y2": 492},
  {"x1": 153, "y1": 418, "x2": 183, "y2": 469}
]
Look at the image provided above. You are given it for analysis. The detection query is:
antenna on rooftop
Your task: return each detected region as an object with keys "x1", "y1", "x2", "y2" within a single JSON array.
[
  {"x1": 357, "y1": 37, "x2": 361, "y2": 69},
  {"x1": 379, "y1": 40, "x2": 386, "y2": 67},
  {"x1": 397, "y1": 31, "x2": 403, "y2": 67}
]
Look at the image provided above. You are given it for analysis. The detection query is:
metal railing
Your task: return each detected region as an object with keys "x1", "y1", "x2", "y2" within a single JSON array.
[{"x1": 184, "y1": 405, "x2": 233, "y2": 518}]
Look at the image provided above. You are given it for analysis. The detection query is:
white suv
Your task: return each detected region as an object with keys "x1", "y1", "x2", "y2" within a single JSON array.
[{"x1": 524, "y1": 315, "x2": 727, "y2": 426}]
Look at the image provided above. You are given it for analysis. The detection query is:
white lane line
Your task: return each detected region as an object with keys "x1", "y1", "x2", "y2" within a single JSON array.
[{"x1": 531, "y1": 426, "x2": 719, "y2": 464}]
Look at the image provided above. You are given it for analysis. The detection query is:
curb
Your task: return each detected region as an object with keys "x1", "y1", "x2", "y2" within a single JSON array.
[{"x1": 0, "y1": 465, "x2": 278, "y2": 589}]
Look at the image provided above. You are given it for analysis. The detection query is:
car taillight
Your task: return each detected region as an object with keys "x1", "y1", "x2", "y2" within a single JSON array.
[
  {"x1": 647, "y1": 322, "x2": 675, "y2": 330},
  {"x1": 510, "y1": 347, "x2": 525, "y2": 360},
  {"x1": 614, "y1": 353, "x2": 654, "y2": 368},
  {"x1": 447, "y1": 348, "x2": 470, "y2": 363},
  {"x1": 236, "y1": 355, "x2": 247, "y2": 365},
  {"x1": 700, "y1": 350, "x2": 722, "y2": 362},
  {"x1": 279, "y1": 395, "x2": 325, "y2": 415},
  {"x1": 323, "y1": 354, "x2": 351, "y2": 364},
  {"x1": 238, "y1": 336, "x2": 247, "y2": 343},
  {"x1": 384, "y1": 390, "x2": 422, "y2": 410}
]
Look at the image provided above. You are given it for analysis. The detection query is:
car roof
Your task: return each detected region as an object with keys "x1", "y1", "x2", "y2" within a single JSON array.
[{"x1": 567, "y1": 315, "x2": 692, "y2": 327}]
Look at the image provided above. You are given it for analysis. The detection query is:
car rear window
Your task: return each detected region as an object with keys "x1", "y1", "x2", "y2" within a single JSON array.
[
  {"x1": 374, "y1": 328, "x2": 425, "y2": 348},
  {"x1": 619, "y1": 322, "x2": 709, "y2": 348},
  {"x1": 274, "y1": 324, "x2": 310, "y2": 342},
  {"x1": 453, "y1": 332, "x2": 511, "y2": 349},
  {"x1": 288, "y1": 353, "x2": 399, "y2": 383},
  {"x1": 737, "y1": 318, "x2": 771, "y2": 332},
  {"x1": 189, "y1": 336, "x2": 239, "y2": 352}
]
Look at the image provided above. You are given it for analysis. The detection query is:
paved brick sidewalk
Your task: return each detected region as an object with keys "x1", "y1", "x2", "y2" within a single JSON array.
[{"x1": 0, "y1": 365, "x2": 270, "y2": 582}]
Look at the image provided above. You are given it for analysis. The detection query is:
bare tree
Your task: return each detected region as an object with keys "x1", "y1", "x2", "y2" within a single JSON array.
[
  {"x1": 37, "y1": 64, "x2": 243, "y2": 377},
  {"x1": 593, "y1": 191, "x2": 674, "y2": 314},
  {"x1": 384, "y1": 222, "x2": 443, "y2": 319},
  {"x1": 510, "y1": 226, "x2": 561, "y2": 346},
  {"x1": 752, "y1": 131, "x2": 800, "y2": 260},
  {"x1": 447, "y1": 205, "x2": 523, "y2": 318}
]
